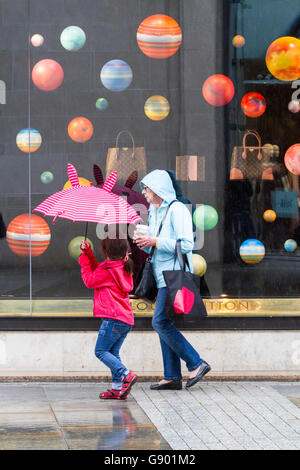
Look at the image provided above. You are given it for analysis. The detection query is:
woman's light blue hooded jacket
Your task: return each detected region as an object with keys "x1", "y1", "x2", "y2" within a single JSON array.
[{"x1": 140, "y1": 170, "x2": 194, "y2": 288}]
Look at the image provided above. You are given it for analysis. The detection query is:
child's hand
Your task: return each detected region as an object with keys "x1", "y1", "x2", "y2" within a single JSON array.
[{"x1": 80, "y1": 240, "x2": 90, "y2": 251}]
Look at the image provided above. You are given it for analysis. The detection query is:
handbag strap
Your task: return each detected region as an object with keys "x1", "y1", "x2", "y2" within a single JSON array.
[
  {"x1": 148, "y1": 200, "x2": 177, "y2": 261},
  {"x1": 173, "y1": 240, "x2": 190, "y2": 271},
  {"x1": 242, "y1": 130, "x2": 263, "y2": 161},
  {"x1": 115, "y1": 130, "x2": 135, "y2": 160}
]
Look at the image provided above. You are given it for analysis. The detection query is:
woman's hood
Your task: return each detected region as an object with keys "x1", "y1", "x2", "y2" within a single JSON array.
[{"x1": 140, "y1": 170, "x2": 176, "y2": 204}]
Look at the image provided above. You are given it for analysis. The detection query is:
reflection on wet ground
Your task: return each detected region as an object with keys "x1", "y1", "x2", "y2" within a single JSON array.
[{"x1": 0, "y1": 383, "x2": 170, "y2": 450}]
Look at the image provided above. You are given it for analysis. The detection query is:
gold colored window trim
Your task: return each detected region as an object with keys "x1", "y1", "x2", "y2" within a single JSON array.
[{"x1": 0, "y1": 298, "x2": 300, "y2": 317}]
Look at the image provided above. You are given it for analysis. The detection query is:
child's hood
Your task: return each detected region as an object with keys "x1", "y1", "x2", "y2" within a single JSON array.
[{"x1": 100, "y1": 260, "x2": 133, "y2": 293}]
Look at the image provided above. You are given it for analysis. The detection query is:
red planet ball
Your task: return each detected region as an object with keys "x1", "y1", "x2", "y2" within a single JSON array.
[
  {"x1": 32, "y1": 59, "x2": 64, "y2": 91},
  {"x1": 284, "y1": 144, "x2": 300, "y2": 175},
  {"x1": 241, "y1": 92, "x2": 266, "y2": 118},
  {"x1": 202, "y1": 74, "x2": 235, "y2": 106}
]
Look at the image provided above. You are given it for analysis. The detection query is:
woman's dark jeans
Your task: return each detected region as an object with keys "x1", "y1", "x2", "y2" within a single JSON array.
[{"x1": 152, "y1": 287, "x2": 203, "y2": 380}]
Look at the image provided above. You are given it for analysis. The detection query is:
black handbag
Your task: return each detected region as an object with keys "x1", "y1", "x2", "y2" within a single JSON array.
[
  {"x1": 163, "y1": 240, "x2": 207, "y2": 317},
  {"x1": 134, "y1": 200, "x2": 176, "y2": 301}
]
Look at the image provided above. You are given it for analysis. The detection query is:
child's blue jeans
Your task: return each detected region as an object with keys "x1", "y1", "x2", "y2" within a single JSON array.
[{"x1": 95, "y1": 319, "x2": 132, "y2": 387}]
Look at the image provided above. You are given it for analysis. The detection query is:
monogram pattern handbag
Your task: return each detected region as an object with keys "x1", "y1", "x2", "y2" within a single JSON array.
[
  {"x1": 106, "y1": 130, "x2": 147, "y2": 185},
  {"x1": 230, "y1": 130, "x2": 274, "y2": 181}
]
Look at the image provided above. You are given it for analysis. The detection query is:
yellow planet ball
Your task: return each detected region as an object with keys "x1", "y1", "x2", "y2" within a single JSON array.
[
  {"x1": 63, "y1": 177, "x2": 92, "y2": 190},
  {"x1": 144, "y1": 95, "x2": 170, "y2": 121},
  {"x1": 192, "y1": 254, "x2": 207, "y2": 277},
  {"x1": 263, "y1": 209, "x2": 276, "y2": 223}
]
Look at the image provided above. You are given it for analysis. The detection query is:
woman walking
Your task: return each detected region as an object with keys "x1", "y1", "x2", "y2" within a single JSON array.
[{"x1": 134, "y1": 170, "x2": 211, "y2": 390}]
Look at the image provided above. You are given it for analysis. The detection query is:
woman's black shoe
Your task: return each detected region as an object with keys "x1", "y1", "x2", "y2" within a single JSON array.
[
  {"x1": 150, "y1": 380, "x2": 182, "y2": 390},
  {"x1": 185, "y1": 361, "x2": 211, "y2": 389}
]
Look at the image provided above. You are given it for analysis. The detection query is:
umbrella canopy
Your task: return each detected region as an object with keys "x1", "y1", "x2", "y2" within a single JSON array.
[{"x1": 33, "y1": 164, "x2": 142, "y2": 225}]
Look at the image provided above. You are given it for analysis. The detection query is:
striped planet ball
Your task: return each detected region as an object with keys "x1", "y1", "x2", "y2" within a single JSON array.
[
  {"x1": 6, "y1": 214, "x2": 51, "y2": 257},
  {"x1": 137, "y1": 14, "x2": 182, "y2": 59},
  {"x1": 240, "y1": 239, "x2": 265, "y2": 264},
  {"x1": 100, "y1": 60, "x2": 133, "y2": 92},
  {"x1": 16, "y1": 128, "x2": 42, "y2": 153},
  {"x1": 144, "y1": 95, "x2": 170, "y2": 121}
]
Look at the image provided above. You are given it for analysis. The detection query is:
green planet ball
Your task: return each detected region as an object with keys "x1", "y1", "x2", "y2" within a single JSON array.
[
  {"x1": 193, "y1": 205, "x2": 219, "y2": 230},
  {"x1": 68, "y1": 236, "x2": 94, "y2": 260},
  {"x1": 40, "y1": 171, "x2": 54, "y2": 184},
  {"x1": 60, "y1": 26, "x2": 86, "y2": 51},
  {"x1": 95, "y1": 98, "x2": 109, "y2": 111}
]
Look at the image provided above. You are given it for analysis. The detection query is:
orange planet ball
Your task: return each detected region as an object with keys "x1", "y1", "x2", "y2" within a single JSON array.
[
  {"x1": 63, "y1": 177, "x2": 92, "y2": 190},
  {"x1": 202, "y1": 74, "x2": 235, "y2": 106},
  {"x1": 68, "y1": 117, "x2": 94, "y2": 143},
  {"x1": 6, "y1": 214, "x2": 51, "y2": 257},
  {"x1": 241, "y1": 92, "x2": 266, "y2": 118},
  {"x1": 265, "y1": 36, "x2": 300, "y2": 81},
  {"x1": 137, "y1": 14, "x2": 182, "y2": 59},
  {"x1": 263, "y1": 210, "x2": 276, "y2": 223},
  {"x1": 232, "y1": 35, "x2": 245, "y2": 48},
  {"x1": 32, "y1": 59, "x2": 64, "y2": 91}
]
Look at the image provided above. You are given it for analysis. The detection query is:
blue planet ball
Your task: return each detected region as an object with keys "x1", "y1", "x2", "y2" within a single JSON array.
[
  {"x1": 240, "y1": 239, "x2": 265, "y2": 264},
  {"x1": 96, "y1": 98, "x2": 109, "y2": 111},
  {"x1": 60, "y1": 26, "x2": 86, "y2": 51},
  {"x1": 284, "y1": 239, "x2": 297, "y2": 252},
  {"x1": 100, "y1": 60, "x2": 133, "y2": 92},
  {"x1": 41, "y1": 171, "x2": 54, "y2": 184}
]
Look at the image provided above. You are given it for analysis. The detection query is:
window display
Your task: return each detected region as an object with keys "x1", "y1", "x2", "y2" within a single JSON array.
[{"x1": 1, "y1": 0, "x2": 300, "y2": 321}]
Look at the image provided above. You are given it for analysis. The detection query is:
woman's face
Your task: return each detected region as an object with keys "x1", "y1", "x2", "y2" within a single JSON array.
[{"x1": 142, "y1": 184, "x2": 163, "y2": 207}]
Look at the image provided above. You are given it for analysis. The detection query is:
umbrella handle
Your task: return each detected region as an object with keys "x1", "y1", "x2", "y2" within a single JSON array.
[{"x1": 84, "y1": 222, "x2": 88, "y2": 240}]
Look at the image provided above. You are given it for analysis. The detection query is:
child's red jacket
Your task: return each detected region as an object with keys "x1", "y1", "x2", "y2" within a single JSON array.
[{"x1": 79, "y1": 247, "x2": 134, "y2": 325}]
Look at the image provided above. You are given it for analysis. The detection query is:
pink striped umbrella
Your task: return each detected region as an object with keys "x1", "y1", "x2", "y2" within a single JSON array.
[{"x1": 33, "y1": 164, "x2": 142, "y2": 226}]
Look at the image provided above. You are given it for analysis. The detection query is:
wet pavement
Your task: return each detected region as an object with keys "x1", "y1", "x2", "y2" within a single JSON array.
[
  {"x1": 1, "y1": 381, "x2": 300, "y2": 450},
  {"x1": 0, "y1": 383, "x2": 170, "y2": 450}
]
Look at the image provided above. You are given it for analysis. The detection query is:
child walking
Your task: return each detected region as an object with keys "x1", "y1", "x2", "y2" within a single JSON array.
[{"x1": 79, "y1": 233, "x2": 138, "y2": 400}]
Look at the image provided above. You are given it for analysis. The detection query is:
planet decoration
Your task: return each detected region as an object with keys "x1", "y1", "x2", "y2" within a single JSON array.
[
  {"x1": 16, "y1": 128, "x2": 42, "y2": 153},
  {"x1": 144, "y1": 95, "x2": 170, "y2": 121},
  {"x1": 68, "y1": 117, "x2": 94, "y2": 143},
  {"x1": 265, "y1": 36, "x2": 300, "y2": 82},
  {"x1": 6, "y1": 214, "x2": 51, "y2": 257},
  {"x1": 63, "y1": 177, "x2": 92, "y2": 190},
  {"x1": 68, "y1": 236, "x2": 94, "y2": 260},
  {"x1": 239, "y1": 239, "x2": 265, "y2": 264},
  {"x1": 31, "y1": 34, "x2": 44, "y2": 47},
  {"x1": 136, "y1": 14, "x2": 182, "y2": 59},
  {"x1": 284, "y1": 144, "x2": 300, "y2": 175},
  {"x1": 232, "y1": 35, "x2": 245, "y2": 48},
  {"x1": 41, "y1": 171, "x2": 54, "y2": 184},
  {"x1": 95, "y1": 98, "x2": 109, "y2": 111},
  {"x1": 100, "y1": 60, "x2": 133, "y2": 92},
  {"x1": 193, "y1": 205, "x2": 219, "y2": 231},
  {"x1": 288, "y1": 100, "x2": 300, "y2": 113},
  {"x1": 32, "y1": 59, "x2": 64, "y2": 91},
  {"x1": 60, "y1": 26, "x2": 86, "y2": 51},
  {"x1": 192, "y1": 254, "x2": 207, "y2": 277},
  {"x1": 241, "y1": 92, "x2": 266, "y2": 118},
  {"x1": 284, "y1": 239, "x2": 297, "y2": 252},
  {"x1": 202, "y1": 74, "x2": 235, "y2": 107},
  {"x1": 263, "y1": 209, "x2": 276, "y2": 223}
]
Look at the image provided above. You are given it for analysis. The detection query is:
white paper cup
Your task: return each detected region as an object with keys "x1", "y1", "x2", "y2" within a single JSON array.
[{"x1": 135, "y1": 224, "x2": 149, "y2": 237}]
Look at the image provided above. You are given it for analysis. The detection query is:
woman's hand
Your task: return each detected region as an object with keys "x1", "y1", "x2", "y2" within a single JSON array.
[
  {"x1": 134, "y1": 235, "x2": 157, "y2": 249},
  {"x1": 80, "y1": 240, "x2": 90, "y2": 251}
]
